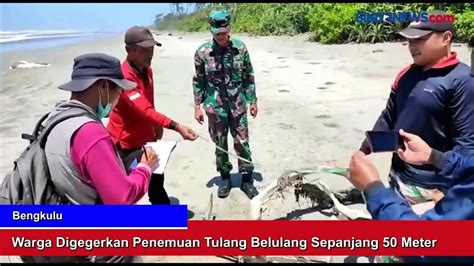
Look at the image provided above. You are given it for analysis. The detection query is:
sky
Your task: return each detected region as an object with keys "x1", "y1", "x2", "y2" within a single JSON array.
[{"x1": 1, "y1": 3, "x2": 172, "y2": 32}]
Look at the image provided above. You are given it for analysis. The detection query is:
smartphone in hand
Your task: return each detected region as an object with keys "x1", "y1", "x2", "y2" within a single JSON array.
[{"x1": 365, "y1": 130, "x2": 405, "y2": 153}]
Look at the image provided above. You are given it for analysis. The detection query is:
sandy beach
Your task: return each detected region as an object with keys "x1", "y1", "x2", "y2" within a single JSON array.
[{"x1": 0, "y1": 32, "x2": 471, "y2": 263}]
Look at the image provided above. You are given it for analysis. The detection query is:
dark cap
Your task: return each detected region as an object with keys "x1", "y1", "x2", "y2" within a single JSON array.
[
  {"x1": 398, "y1": 11, "x2": 454, "y2": 39},
  {"x1": 124, "y1": 26, "x2": 162, "y2": 47},
  {"x1": 59, "y1": 53, "x2": 136, "y2": 92},
  {"x1": 209, "y1": 10, "x2": 231, "y2": 34}
]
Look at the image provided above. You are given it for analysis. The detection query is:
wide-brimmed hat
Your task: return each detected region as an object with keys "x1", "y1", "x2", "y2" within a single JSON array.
[{"x1": 59, "y1": 53, "x2": 136, "y2": 92}]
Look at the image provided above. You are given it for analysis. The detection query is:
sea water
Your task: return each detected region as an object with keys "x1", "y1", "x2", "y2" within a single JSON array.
[{"x1": 0, "y1": 30, "x2": 115, "y2": 53}]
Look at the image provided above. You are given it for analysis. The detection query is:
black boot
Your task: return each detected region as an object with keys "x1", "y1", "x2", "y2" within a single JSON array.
[
  {"x1": 218, "y1": 173, "x2": 232, "y2": 199},
  {"x1": 241, "y1": 172, "x2": 259, "y2": 199}
]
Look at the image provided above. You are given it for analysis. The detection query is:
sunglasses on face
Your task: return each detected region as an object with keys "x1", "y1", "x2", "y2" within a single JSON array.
[{"x1": 210, "y1": 19, "x2": 230, "y2": 28}]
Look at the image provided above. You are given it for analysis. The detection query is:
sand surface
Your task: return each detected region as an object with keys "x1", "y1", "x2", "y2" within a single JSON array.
[{"x1": 0, "y1": 32, "x2": 471, "y2": 263}]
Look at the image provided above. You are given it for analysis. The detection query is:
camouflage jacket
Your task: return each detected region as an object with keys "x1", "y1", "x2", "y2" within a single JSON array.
[{"x1": 193, "y1": 37, "x2": 256, "y2": 116}]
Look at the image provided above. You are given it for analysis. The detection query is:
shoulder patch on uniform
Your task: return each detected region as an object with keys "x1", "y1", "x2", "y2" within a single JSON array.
[
  {"x1": 197, "y1": 40, "x2": 213, "y2": 53},
  {"x1": 393, "y1": 64, "x2": 415, "y2": 91},
  {"x1": 231, "y1": 38, "x2": 245, "y2": 48}
]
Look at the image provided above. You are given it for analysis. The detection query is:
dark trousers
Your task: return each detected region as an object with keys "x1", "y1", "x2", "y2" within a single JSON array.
[{"x1": 116, "y1": 144, "x2": 171, "y2": 205}]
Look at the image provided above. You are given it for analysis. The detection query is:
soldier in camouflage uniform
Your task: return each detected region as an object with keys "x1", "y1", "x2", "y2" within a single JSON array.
[{"x1": 193, "y1": 10, "x2": 259, "y2": 199}]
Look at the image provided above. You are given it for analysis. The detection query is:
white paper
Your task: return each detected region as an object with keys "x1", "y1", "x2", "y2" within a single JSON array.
[{"x1": 145, "y1": 141, "x2": 178, "y2": 174}]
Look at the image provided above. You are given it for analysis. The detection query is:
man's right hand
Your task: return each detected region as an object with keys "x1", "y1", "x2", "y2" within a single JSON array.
[
  {"x1": 176, "y1": 124, "x2": 199, "y2": 141},
  {"x1": 397, "y1": 129, "x2": 432, "y2": 165},
  {"x1": 140, "y1": 147, "x2": 159, "y2": 170},
  {"x1": 349, "y1": 151, "x2": 381, "y2": 191},
  {"x1": 194, "y1": 105, "x2": 204, "y2": 125}
]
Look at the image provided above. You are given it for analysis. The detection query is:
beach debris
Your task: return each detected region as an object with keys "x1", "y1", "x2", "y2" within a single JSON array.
[
  {"x1": 372, "y1": 49, "x2": 384, "y2": 53},
  {"x1": 9, "y1": 61, "x2": 50, "y2": 70},
  {"x1": 240, "y1": 167, "x2": 371, "y2": 264},
  {"x1": 278, "y1": 89, "x2": 290, "y2": 93},
  {"x1": 304, "y1": 72, "x2": 312, "y2": 75},
  {"x1": 208, "y1": 166, "x2": 371, "y2": 263},
  {"x1": 324, "y1": 81, "x2": 335, "y2": 86},
  {"x1": 250, "y1": 167, "x2": 371, "y2": 221},
  {"x1": 317, "y1": 86, "x2": 329, "y2": 90},
  {"x1": 167, "y1": 32, "x2": 173, "y2": 36}
]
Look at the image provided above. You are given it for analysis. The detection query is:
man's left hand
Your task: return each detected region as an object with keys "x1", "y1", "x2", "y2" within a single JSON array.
[
  {"x1": 431, "y1": 190, "x2": 445, "y2": 203},
  {"x1": 397, "y1": 129, "x2": 432, "y2": 165},
  {"x1": 349, "y1": 151, "x2": 381, "y2": 191},
  {"x1": 249, "y1": 103, "x2": 258, "y2": 118}
]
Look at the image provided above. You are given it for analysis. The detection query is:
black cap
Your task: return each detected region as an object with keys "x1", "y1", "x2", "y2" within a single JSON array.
[
  {"x1": 59, "y1": 53, "x2": 136, "y2": 92},
  {"x1": 124, "y1": 26, "x2": 162, "y2": 47},
  {"x1": 398, "y1": 11, "x2": 454, "y2": 39}
]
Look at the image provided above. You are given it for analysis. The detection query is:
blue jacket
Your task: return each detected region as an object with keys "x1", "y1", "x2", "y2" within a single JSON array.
[
  {"x1": 360, "y1": 53, "x2": 474, "y2": 189},
  {"x1": 365, "y1": 151, "x2": 474, "y2": 263}
]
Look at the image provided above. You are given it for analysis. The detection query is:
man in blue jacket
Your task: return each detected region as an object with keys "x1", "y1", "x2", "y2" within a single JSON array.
[
  {"x1": 359, "y1": 12, "x2": 474, "y2": 204},
  {"x1": 350, "y1": 129, "x2": 473, "y2": 262}
]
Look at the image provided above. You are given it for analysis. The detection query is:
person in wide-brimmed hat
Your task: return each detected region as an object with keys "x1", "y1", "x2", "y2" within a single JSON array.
[
  {"x1": 51, "y1": 52, "x2": 159, "y2": 206},
  {"x1": 39, "y1": 53, "x2": 159, "y2": 262}
]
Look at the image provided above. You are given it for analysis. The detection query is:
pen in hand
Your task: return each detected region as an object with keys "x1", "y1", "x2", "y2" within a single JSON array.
[
  {"x1": 142, "y1": 146, "x2": 149, "y2": 160},
  {"x1": 140, "y1": 147, "x2": 159, "y2": 170}
]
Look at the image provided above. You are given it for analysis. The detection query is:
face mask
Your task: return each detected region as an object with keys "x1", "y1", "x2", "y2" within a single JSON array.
[{"x1": 97, "y1": 84, "x2": 112, "y2": 119}]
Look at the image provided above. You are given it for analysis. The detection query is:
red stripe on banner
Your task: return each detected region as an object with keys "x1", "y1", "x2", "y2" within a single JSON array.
[{"x1": 1, "y1": 221, "x2": 473, "y2": 256}]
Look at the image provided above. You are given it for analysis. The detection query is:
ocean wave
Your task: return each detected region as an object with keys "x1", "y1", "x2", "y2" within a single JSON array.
[{"x1": 0, "y1": 30, "x2": 103, "y2": 44}]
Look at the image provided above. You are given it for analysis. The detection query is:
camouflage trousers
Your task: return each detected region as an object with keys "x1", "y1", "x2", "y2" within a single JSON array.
[{"x1": 206, "y1": 110, "x2": 254, "y2": 175}]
